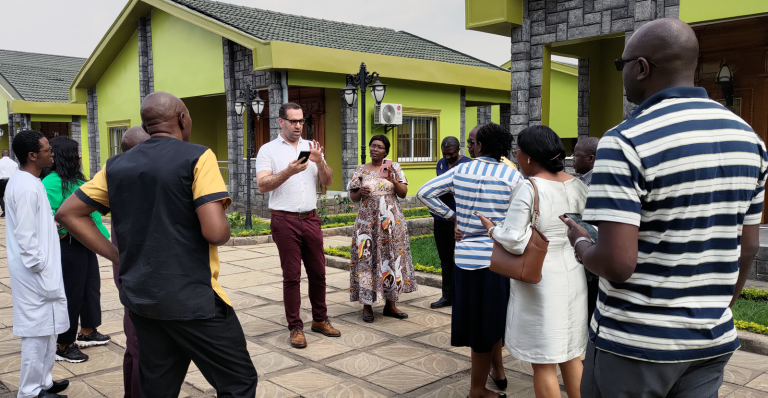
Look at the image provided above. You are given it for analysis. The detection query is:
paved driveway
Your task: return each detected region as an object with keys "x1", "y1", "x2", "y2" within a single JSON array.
[{"x1": 0, "y1": 221, "x2": 767, "y2": 397}]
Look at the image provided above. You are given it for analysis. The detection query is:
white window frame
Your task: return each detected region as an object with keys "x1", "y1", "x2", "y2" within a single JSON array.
[
  {"x1": 397, "y1": 116, "x2": 437, "y2": 163},
  {"x1": 108, "y1": 126, "x2": 128, "y2": 158}
]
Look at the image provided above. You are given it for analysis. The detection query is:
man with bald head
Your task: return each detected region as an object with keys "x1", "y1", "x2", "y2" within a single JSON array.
[
  {"x1": 56, "y1": 92, "x2": 258, "y2": 397},
  {"x1": 120, "y1": 126, "x2": 150, "y2": 153},
  {"x1": 563, "y1": 19, "x2": 767, "y2": 397}
]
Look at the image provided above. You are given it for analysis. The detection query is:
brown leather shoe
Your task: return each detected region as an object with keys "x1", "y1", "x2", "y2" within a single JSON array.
[
  {"x1": 290, "y1": 328, "x2": 307, "y2": 349},
  {"x1": 310, "y1": 318, "x2": 341, "y2": 337}
]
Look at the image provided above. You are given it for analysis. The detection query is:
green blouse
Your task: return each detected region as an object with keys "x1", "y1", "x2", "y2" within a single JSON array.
[{"x1": 42, "y1": 171, "x2": 110, "y2": 238}]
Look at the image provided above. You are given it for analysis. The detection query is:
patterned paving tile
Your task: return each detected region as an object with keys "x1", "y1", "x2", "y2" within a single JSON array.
[
  {"x1": 725, "y1": 364, "x2": 765, "y2": 386},
  {"x1": 725, "y1": 388, "x2": 768, "y2": 398},
  {"x1": 371, "y1": 343, "x2": 433, "y2": 363},
  {"x1": 256, "y1": 381, "x2": 298, "y2": 398},
  {"x1": 251, "y1": 351, "x2": 301, "y2": 375},
  {"x1": 366, "y1": 364, "x2": 439, "y2": 394},
  {"x1": 84, "y1": 370, "x2": 124, "y2": 397},
  {"x1": 404, "y1": 353, "x2": 470, "y2": 377},
  {"x1": 246, "y1": 340, "x2": 271, "y2": 356},
  {"x1": 412, "y1": 331, "x2": 452, "y2": 350},
  {"x1": 405, "y1": 296, "x2": 453, "y2": 315},
  {"x1": 0, "y1": 293, "x2": 12, "y2": 309},
  {"x1": 109, "y1": 332, "x2": 126, "y2": 349},
  {"x1": 58, "y1": 350, "x2": 124, "y2": 376},
  {"x1": 731, "y1": 351, "x2": 768, "y2": 373},
  {"x1": 184, "y1": 370, "x2": 214, "y2": 393},
  {"x1": 327, "y1": 352, "x2": 397, "y2": 377},
  {"x1": 416, "y1": 379, "x2": 469, "y2": 398},
  {"x1": 402, "y1": 308, "x2": 453, "y2": 329},
  {"x1": 269, "y1": 368, "x2": 342, "y2": 395},
  {"x1": 240, "y1": 285, "x2": 295, "y2": 302},
  {"x1": 307, "y1": 381, "x2": 389, "y2": 398},
  {"x1": 345, "y1": 313, "x2": 430, "y2": 337},
  {"x1": 287, "y1": 338, "x2": 353, "y2": 361},
  {"x1": 262, "y1": 330, "x2": 322, "y2": 349},
  {"x1": 0, "y1": 364, "x2": 73, "y2": 391},
  {"x1": 721, "y1": 383, "x2": 740, "y2": 397},
  {"x1": 329, "y1": 327, "x2": 389, "y2": 349},
  {"x1": 218, "y1": 264, "x2": 254, "y2": 276},
  {"x1": 61, "y1": 380, "x2": 103, "y2": 397},
  {"x1": 240, "y1": 318, "x2": 285, "y2": 337},
  {"x1": 218, "y1": 271, "x2": 283, "y2": 289},
  {"x1": 747, "y1": 374, "x2": 768, "y2": 392},
  {"x1": 227, "y1": 256, "x2": 282, "y2": 270}
]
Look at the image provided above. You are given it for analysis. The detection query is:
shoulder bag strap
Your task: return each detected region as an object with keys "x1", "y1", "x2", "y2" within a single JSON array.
[{"x1": 529, "y1": 178, "x2": 541, "y2": 229}]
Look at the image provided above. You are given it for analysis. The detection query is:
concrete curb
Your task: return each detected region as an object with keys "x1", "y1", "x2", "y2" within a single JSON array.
[
  {"x1": 325, "y1": 254, "x2": 444, "y2": 290},
  {"x1": 224, "y1": 217, "x2": 435, "y2": 246},
  {"x1": 738, "y1": 330, "x2": 768, "y2": 356}
]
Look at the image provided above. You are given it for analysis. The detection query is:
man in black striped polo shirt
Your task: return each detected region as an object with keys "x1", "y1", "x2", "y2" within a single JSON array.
[{"x1": 564, "y1": 19, "x2": 768, "y2": 397}]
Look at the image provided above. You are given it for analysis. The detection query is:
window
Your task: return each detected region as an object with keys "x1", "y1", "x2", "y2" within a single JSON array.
[
  {"x1": 108, "y1": 126, "x2": 127, "y2": 157},
  {"x1": 396, "y1": 116, "x2": 437, "y2": 163}
]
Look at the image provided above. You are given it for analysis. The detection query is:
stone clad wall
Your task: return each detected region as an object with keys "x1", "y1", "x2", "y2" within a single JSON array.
[
  {"x1": 509, "y1": 0, "x2": 680, "y2": 153},
  {"x1": 138, "y1": 13, "x2": 155, "y2": 103}
]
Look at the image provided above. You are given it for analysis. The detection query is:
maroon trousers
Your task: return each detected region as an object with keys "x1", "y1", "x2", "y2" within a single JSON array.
[
  {"x1": 271, "y1": 214, "x2": 327, "y2": 330},
  {"x1": 112, "y1": 227, "x2": 140, "y2": 397}
]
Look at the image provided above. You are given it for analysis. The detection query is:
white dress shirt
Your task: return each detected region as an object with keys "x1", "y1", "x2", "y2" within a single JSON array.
[
  {"x1": 0, "y1": 157, "x2": 19, "y2": 179},
  {"x1": 255, "y1": 135, "x2": 322, "y2": 212}
]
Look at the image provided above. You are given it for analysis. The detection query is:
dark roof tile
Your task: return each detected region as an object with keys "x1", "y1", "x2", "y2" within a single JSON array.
[{"x1": 0, "y1": 50, "x2": 85, "y2": 103}]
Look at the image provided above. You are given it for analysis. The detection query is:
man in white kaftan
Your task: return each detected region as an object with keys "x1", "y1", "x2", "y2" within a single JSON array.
[{"x1": 7, "y1": 130, "x2": 69, "y2": 398}]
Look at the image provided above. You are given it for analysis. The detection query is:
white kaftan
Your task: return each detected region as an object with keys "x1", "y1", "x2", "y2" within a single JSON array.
[
  {"x1": 492, "y1": 177, "x2": 589, "y2": 364},
  {"x1": 5, "y1": 170, "x2": 68, "y2": 337}
]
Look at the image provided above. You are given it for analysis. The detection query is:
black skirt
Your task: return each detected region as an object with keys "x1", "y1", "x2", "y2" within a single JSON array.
[{"x1": 451, "y1": 265, "x2": 510, "y2": 353}]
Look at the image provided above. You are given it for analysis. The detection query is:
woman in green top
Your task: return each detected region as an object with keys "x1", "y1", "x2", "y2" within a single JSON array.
[{"x1": 42, "y1": 137, "x2": 111, "y2": 364}]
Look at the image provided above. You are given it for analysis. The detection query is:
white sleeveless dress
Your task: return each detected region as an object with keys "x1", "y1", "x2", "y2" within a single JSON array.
[{"x1": 492, "y1": 177, "x2": 589, "y2": 364}]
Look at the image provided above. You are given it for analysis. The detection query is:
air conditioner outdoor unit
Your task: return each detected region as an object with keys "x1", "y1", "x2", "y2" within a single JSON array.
[{"x1": 374, "y1": 103, "x2": 403, "y2": 125}]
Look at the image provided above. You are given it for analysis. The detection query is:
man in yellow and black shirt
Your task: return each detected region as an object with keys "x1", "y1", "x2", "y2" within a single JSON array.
[{"x1": 56, "y1": 92, "x2": 257, "y2": 397}]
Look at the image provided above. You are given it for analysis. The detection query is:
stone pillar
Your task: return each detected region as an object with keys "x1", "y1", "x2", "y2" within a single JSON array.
[
  {"x1": 223, "y1": 38, "x2": 243, "y2": 205},
  {"x1": 6, "y1": 103, "x2": 14, "y2": 161},
  {"x1": 138, "y1": 13, "x2": 154, "y2": 103},
  {"x1": 340, "y1": 91, "x2": 358, "y2": 190},
  {"x1": 267, "y1": 71, "x2": 283, "y2": 141},
  {"x1": 71, "y1": 116, "x2": 82, "y2": 155},
  {"x1": 18, "y1": 113, "x2": 31, "y2": 130},
  {"x1": 499, "y1": 104, "x2": 511, "y2": 132},
  {"x1": 87, "y1": 87, "x2": 100, "y2": 178},
  {"x1": 577, "y1": 59, "x2": 590, "y2": 141},
  {"x1": 459, "y1": 88, "x2": 466, "y2": 156},
  {"x1": 477, "y1": 106, "x2": 492, "y2": 125},
  {"x1": 509, "y1": 12, "x2": 531, "y2": 156}
]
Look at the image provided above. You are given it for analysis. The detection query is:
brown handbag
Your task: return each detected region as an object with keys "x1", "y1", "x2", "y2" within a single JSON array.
[{"x1": 489, "y1": 179, "x2": 548, "y2": 284}]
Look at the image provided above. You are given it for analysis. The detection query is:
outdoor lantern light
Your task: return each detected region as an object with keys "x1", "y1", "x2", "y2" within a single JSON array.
[
  {"x1": 251, "y1": 97, "x2": 265, "y2": 118},
  {"x1": 716, "y1": 62, "x2": 734, "y2": 107},
  {"x1": 343, "y1": 81, "x2": 357, "y2": 107},
  {"x1": 370, "y1": 76, "x2": 387, "y2": 105},
  {"x1": 345, "y1": 63, "x2": 387, "y2": 164},
  {"x1": 234, "y1": 100, "x2": 246, "y2": 116}
]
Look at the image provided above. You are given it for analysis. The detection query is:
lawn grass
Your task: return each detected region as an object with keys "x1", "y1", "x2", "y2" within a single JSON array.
[
  {"x1": 324, "y1": 234, "x2": 442, "y2": 274},
  {"x1": 733, "y1": 299, "x2": 768, "y2": 327}
]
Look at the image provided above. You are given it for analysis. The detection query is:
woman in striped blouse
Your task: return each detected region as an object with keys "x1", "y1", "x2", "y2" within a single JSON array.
[{"x1": 418, "y1": 123, "x2": 523, "y2": 398}]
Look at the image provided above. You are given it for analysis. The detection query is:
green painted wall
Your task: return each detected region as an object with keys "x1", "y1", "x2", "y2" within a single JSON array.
[
  {"x1": 552, "y1": 36, "x2": 624, "y2": 138},
  {"x1": 324, "y1": 88, "x2": 343, "y2": 191},
  {"x1": 152, "y1": 9, "x2": 225, "y2": 98},
  {"x1": 549, "y1": 69, "x2": 578, "y2": 138},
  {"x1": 680, "y1": 0, "x2": 768, "y2": 23},
  {"x1": 466, "y1": 106, "x2": 477, "y2": 132},
  {"x1": 0, "y1": 125, "x2": 7, "y2": 154},
  {"x1": 184, "y1": 95, "x2": 228, "y2": 161},
  {"x1": 81, "y1": 117, "x2": 90, "y2": 178},
  {"x1": 358, "y1": 79, "x2": 461, "y2": 190},
  {"x1": 491, "y1": 105, "x2": 500, "y2": 124},
  {"x1": 30, "y1": 114, "x2": 72, "y2": 123},
  {"x1": 0, "y1": 107, "x2": 7, "y2": 125},
  {"x1": 96, "y1": 29, "x2": 142, "y2": 167}
]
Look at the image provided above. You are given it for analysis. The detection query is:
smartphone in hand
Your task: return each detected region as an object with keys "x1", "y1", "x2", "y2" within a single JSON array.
[
  {"x1": 564, "y1": 213, "x2": 598, "y2": 242},
  {"x1": 298, "y1": 150, "x2": 311, "y2": 164},
  {"x1": 379, "y1": 159, "x2": 392, "y2": 178}
]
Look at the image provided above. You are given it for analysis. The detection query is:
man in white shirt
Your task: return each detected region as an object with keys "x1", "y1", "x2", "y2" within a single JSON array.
[
  {"x1": 0, "y1": 149, "x2": 19, "y2": 217},
  {"x1": 7, "y1": 130, "x2": 70, "y2": 398},
  {"x1": 255, "y1": 102, "x2": 340, "y2": 349}
]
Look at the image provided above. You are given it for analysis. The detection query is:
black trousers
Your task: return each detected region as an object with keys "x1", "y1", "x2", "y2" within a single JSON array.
[
  {"x1": 434, "y1": 220, "x2": 456, "y2": 301},
  {"x1": 0, "y1": 178, "x2": 8, "y2": 213},
  {"x1": 58, "y1": 236, "x2": 101, "y2": 345},
  {"x1": 129, "y1": 296, "x2": 258, "y2": 398}
]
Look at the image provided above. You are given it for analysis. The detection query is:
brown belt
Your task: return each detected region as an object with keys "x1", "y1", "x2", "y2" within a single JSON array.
[{"x1": 271, "y1": 210, "x2": 317, "y2": 219}]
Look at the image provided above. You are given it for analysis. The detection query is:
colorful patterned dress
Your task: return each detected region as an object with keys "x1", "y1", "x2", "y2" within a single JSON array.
[{"x1": 348, "y1": 163, "x2": 418, "y2": 304}]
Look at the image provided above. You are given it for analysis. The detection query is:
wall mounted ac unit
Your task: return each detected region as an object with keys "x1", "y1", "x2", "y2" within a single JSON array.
[{"x1": 374, "y1": 103, "x2": 403, "y2": 125}]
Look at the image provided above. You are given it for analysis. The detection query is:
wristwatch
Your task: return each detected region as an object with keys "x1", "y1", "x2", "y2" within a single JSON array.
[{"x1": 573, "y1": 237, "x2": 593, "y2": 264}]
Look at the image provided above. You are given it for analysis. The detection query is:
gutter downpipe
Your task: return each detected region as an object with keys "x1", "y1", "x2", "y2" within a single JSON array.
[{"x1": 281, "y1": 71, "x2": 288, "y2": 104}]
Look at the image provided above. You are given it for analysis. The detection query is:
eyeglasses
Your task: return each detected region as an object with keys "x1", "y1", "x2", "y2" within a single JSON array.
[
  {"x1": 281, "y1": 118, "x2": 306, "y2": 126},
  {"x1": 36, "y1": 147, "x2": 53, "y2": 155},
  {"x1": 467, "y1": 139, "x2": 476, "y2": 145},
  {"x1": 614, "y1": 57, "x2": 658, "y2": 71}
]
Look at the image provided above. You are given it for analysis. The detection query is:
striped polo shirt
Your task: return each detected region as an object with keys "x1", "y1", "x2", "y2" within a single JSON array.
[
  {"x1": 417, "y1": 157, "x2": 523, "y2": 270},
  {"x1": 584, "y1": 87, "x2": 768, "y2": 362}
]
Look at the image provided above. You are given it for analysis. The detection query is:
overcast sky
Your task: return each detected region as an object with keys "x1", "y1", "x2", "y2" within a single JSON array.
[{"x1": 0, "y1": 0, "x2": 574, "y2": 67}]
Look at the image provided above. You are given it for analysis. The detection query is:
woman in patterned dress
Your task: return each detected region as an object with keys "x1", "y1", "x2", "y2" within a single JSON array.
[{"x1": 348, "y1": 135, "x2": 418, "y2": 322}]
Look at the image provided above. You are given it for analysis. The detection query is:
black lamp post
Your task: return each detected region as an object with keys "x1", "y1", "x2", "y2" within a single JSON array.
[
  {"x1": 235, "y1": 84, "x2": 266, "y2": 229},
  {"x1": 716, "y1": 62, "x2": 734, "y2": 107},
  {"x1": 343, "y1": 63, "x2": 387, "y2": 164}
]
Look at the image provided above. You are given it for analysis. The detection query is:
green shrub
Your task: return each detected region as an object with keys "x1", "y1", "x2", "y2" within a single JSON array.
[
  {"x1": 734, "y1": 320, "x2": 768, "y2": 335},
  {"x1": 740, "y1": 287, "x2": 768, "y2": 301},
  {"x1": 323, "y1": 234, "x2": 442, "y2": 275}
]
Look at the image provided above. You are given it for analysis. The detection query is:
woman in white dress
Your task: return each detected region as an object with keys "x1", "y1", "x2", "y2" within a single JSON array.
[{"x1": 483, "y1": 126, "x2": 589, "y2": 398}]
